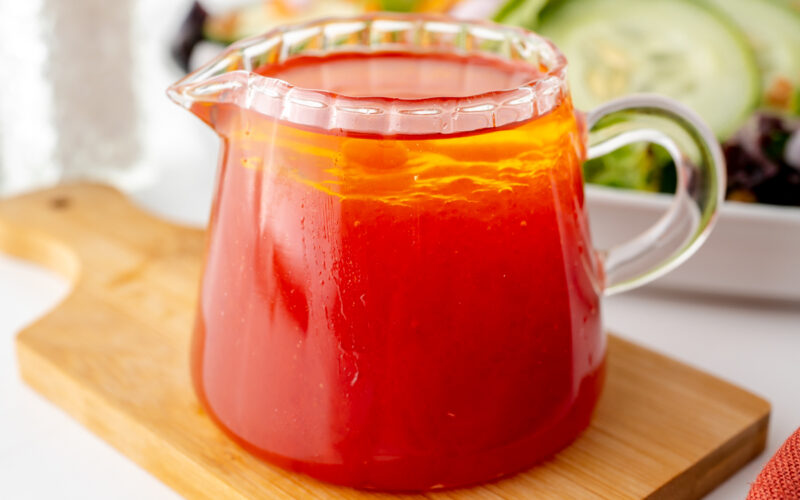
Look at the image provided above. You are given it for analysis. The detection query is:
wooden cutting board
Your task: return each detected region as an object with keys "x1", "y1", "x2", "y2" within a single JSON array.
[{"x1": 3, "y1": 184, "x2": 770, "y2": 500}]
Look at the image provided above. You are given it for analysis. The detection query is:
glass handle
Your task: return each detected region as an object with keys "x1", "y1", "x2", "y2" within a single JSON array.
[{"x1": 585, "y1": 94, "x2": 726, "y2": 296}]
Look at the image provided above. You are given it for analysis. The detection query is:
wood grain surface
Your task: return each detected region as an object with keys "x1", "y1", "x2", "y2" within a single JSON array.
[{"x1": 3, "y1": 184, "x2": 770, "y2": 499}]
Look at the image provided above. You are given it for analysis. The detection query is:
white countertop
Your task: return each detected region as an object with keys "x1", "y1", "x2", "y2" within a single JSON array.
[{"x1": 0, "y1": 207, "x2": 798, "y2": 499}]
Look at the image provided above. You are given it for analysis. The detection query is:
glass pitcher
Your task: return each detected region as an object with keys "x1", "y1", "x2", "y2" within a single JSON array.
[{"x1": 168, "y1": 14, "x2": 723, "y2": 491}]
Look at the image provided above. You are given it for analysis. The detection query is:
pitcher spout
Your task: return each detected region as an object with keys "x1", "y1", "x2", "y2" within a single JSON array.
[
  {"x1": 166, "y1": 45, "x2": 252, "y2": 127},
  {"x1": 167, "y1": 71, "x2": 247, "y2": 110},
  {"x1": 166, "y1": 30, "x2": 290, "y2": 128}
]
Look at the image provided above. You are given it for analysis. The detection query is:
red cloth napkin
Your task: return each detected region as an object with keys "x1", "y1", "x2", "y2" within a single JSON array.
[{"x1": 748, "y1": 427, "x2": 800, "y2": 499}]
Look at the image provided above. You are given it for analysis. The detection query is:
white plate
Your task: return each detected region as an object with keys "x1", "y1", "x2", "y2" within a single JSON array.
[{"x1": 586, "y1": 185, "x2": 800, "y2": 301}]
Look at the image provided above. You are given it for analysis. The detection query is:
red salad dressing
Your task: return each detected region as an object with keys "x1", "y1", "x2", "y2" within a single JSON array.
[{"x1": 190, "y1": 52, "x2": 605, "y2": 490}]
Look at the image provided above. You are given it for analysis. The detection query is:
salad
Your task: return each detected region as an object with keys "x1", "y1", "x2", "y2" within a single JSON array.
[
  {"x1": 497, "y1": 0, "x2": 800, "y2": 207},
  {"x1": 171, "y1": 0, "x2": 800, "y2": 207}
]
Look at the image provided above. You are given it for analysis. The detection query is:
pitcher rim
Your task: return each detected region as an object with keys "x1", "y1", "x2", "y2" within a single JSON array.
[{"x1": 167, "y1": 13, "x2": 571, "y2": 136}]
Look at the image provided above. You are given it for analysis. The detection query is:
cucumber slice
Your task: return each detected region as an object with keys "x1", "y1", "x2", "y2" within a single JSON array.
[
  {"x1": 493, "y1": 0, "x2": 549, "y2": 27},
  {"x1": 703, "y1": 0, "x2": 800, "y2": 113},
  {"x1": 538, "y1": 0, "x2": 760, "y2": 138}
]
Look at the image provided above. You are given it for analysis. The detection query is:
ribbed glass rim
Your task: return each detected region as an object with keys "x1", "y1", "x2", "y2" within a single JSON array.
[{"x1": 167, "y1": 13, "x2": 570, "y2": 136}]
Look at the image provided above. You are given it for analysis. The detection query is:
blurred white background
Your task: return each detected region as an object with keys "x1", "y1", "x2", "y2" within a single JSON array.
[{"x1": 0, "y1": 0, "x2": 219, "y2": 224}]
